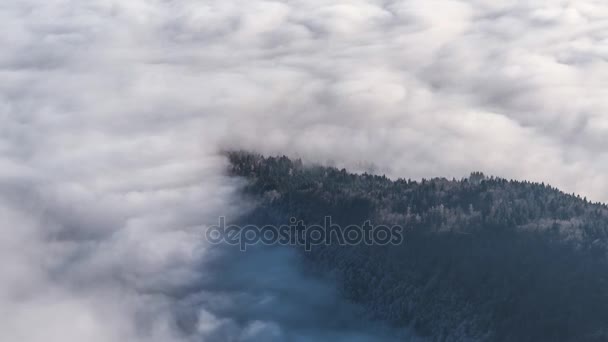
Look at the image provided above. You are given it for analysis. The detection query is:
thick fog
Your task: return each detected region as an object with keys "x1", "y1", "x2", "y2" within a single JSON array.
[{"x1": 1, "y1": 0, "x2": 607, "y2": 341}]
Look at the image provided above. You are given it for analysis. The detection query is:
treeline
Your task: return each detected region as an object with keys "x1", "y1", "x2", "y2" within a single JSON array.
[{"x1": 228, "y1": 151, "x2": 608, "y2": 342}]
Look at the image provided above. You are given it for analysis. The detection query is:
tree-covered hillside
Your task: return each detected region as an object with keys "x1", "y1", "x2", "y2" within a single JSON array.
[{"x1": 228, "y1": 152, "x2": 608, "y2": 342}]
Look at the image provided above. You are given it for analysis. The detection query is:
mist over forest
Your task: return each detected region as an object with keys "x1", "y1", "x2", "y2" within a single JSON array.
[{"x1": 1, "y1": 1, "x2": 607, "y2": 341}]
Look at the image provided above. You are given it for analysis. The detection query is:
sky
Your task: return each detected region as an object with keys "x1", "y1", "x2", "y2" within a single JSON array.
[{"x1": 0, "y1": 0, "x2": 607, "y2": 341}]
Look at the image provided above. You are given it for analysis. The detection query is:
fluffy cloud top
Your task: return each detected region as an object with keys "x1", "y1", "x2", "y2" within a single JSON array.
[{"x1": 1, "y1": 0, "x2": 607, "y2": 341}]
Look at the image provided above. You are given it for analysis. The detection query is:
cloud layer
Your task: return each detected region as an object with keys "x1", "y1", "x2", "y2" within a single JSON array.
[{"x1": 1, "y1": 0, "x2": 607, "y2": 341}]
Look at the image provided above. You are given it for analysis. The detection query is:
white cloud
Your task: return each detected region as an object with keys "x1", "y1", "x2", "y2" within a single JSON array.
[{"x1": 1, "y1": 0, "x2": 607, "y2": 340}]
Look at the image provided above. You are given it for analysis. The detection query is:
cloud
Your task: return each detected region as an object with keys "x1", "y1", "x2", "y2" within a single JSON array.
[{"x1": 0, "y1": 0, "x2": 607, "y2": 341}]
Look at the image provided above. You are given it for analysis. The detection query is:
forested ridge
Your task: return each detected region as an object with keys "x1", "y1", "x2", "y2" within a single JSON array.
[{"x1": 228, "y1": 152, "x2": 608, "y2": 342}]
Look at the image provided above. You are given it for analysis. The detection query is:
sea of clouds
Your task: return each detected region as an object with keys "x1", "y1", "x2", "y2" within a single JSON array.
[{"x1": 1, "y1": 0, "x2": 607, "y2": 341}]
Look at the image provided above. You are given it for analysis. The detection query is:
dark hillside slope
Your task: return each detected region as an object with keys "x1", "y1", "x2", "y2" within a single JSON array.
[{"x1": 228, "y1": 152, "x2": 608, "y2": 342}]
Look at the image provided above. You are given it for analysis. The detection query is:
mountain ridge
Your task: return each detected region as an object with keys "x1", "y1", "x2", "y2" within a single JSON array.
[{"x1": 227, "y1": 151, "x2": 608, "y2": 342}]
